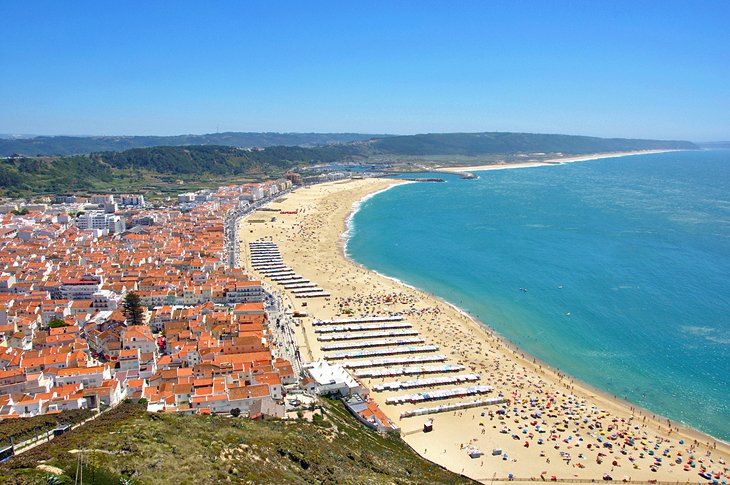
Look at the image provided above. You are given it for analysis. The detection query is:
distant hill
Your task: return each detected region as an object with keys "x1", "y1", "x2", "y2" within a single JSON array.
[
  {"x1": 0, "y1": 131, "x2": 699, "y2": 158},
  {"x1": 92, "y1": 144, "x2": 363, "y2": 174},
  {"x1": 0, "y1": 132, "x2": 392, "y2": 157},
  {"x1": 697, "y1": 141, "x2": 730, "y2": 149},
  {"x1": 0, "y1": 144, "x2": 364, "y2": 196},
  {"x1": 1, "y1": 132, "x2": 701, "y2": 197},
  {"x1": 368, "y1": 132, "x2": 699, "y2": 156},
  {"x1": 0, "y1": 134, "x2": 37, "y2": 140}
]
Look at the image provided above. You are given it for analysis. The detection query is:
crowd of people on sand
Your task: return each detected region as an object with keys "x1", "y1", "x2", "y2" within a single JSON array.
[
  {"x1": 247, "y1": 184, "x2": 729, "y2": 482},
  {"x1": 328, "y1": 291, "x2": 729, "y2": 480},
  {"x1": 332, "y1": 292, "x2": 443, "y2": 318},
  {"x1": 320, "y1": 285, "x2": 727, "y2": 480}
]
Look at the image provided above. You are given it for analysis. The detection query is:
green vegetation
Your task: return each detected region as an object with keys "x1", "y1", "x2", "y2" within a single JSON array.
[
  {"x1": 122, "y1": 293, "x2": 144, "y2": 326},
  {"x1": 1, "y1": 156, "x2": 114, "y2": 197},
  {"x1": 0, "y1": 401, "x2": 473, "y2": 484},
  {"x1": 0, "y1": 144, "x2": 361, "y2": 198},
  {"x1": 368, "y1": 132, "x2": 698, "y2": 156},
  {"x1": 0, "y1": 132, "x2": 390, "y2": 157},
  {"x1": 47, "y1": 318, "x2": 68, "y2": 329},
  {"x1": 0, "y1": 132, "x2": 699, "y2": 198},
  {"x1": 0, "y1": 409, "x2": 93, "y2": 447},
  {"x1": 92, "y1": 144, "x2": 362, "y2": 175},
  {"x1": 698, "y1": 141, "x2": 730, "y2": 149}
]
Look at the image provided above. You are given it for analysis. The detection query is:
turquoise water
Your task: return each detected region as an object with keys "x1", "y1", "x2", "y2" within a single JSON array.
[{"x1": 347, "y1": 150, "x2": 730, "y2": 442}]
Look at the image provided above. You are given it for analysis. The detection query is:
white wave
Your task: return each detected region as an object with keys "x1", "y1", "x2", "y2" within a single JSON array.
[
  {"x1": 341, "y1": 181, "x2": 415, "y2": 257},
  {"x1": 680, "y1": 325, "x2": 730, "y2": 346}
]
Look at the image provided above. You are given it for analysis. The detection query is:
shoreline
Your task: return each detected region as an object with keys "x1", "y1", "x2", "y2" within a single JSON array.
[
  {"x1": 340, "y1": 181, "x2": 415, "y2": 258},
  {"x1": 240, "y1": 174, "x2": 729, "y2": 482},
  {"x1": 341, "y1": 183, "x2": 730, "y2": 448},
  {"x1": 346, "y1": 165, "x2": 730, "y2": 447},
  {"x1": 436, "y1": 149, "x2": 680, "y2": 173}
]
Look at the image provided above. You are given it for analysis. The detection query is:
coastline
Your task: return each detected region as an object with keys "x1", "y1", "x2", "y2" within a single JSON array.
[
  {"x1": 240, "y1": 175, "x2": 729, "y2": 483},
  {"x1": 340, "y1": 181, "x2": 415, "y2": 258},
  {"x1": 436, "y1": 149, "x2": 679, "y2": 173},
  {"x1": 341, "y1": 184, "x2": 730, "y2": 448}
]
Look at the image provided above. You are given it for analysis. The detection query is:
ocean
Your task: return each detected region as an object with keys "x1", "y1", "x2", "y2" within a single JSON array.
[{"x1": 346, "y1": 150, "x2": 730, "y2": 442}]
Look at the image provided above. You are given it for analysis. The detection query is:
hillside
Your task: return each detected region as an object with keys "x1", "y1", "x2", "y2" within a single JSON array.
[
  {"x1": 0, "y1": 131, "x2": 699, "y2": 159},
  {"x1": 368, "y1": 132, "x2": 699, "y2": 156},
  {"x1": 0, "y1": 132, "x2": 701, "y2": 198},
  {"x1": 697, "y1": 141, "x2": 730, "y2": 149},
  {"x1": 0, "y1": 144, "x2": 364, "y2": 197},
  {"x1": 92, "y1": 144, "x2": 362, "y2": 175},
  {"x1": 0, "y1": 132, "x2": 391, "y2": 157},
  {"x1": 0, "y1": 401, "x2": 473, "y2": 485}
]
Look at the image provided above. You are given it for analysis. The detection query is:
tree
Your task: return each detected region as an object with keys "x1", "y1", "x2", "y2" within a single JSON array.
[
  {"x1": 123, "y1": 292, "x2": 145, "y2": 326},
  {"x1": 48, "y1": 318, "x2": 68, "y2": 328}
]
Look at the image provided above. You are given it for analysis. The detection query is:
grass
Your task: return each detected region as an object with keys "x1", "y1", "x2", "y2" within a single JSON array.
[
  {"x1": 0, "y1": 400, "x2": 475, "y2": 484},
  {"x1": 1, "y1": 165, "x2": 275, "y2": 202},
  {"x1": 0, "y1": 409, "x2": 94, "y2": 447}
]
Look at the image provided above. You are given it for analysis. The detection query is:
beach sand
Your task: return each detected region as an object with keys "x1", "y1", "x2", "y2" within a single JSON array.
[
  {"x1": 240, "y1": 171, "x2": 729, "y2": 483},
  {"x1": 437, "y1": 150, "x2": 678, "y2": 173}
]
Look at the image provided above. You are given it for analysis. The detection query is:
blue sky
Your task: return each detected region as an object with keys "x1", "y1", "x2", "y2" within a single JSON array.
[{"x1": 1, "y1": 1, "x2": 728, "y2": 140}]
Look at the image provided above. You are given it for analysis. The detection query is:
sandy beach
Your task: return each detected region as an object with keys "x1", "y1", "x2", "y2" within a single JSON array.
[
  {"x1": 239, "y1": 170, "x2": 729, "y2": 483},
  {"x1": 437, "y1": 150, "x2": 678, "y2": 173}
]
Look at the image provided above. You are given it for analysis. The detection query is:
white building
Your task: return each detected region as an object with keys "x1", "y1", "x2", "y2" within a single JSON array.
[
  {"x1": 91, "y1": 289, "x2": 121, "y2": 310},
  {"x1": 303, "y1": 360, "x2": 364, "y2": 397},
  {"x1": 90, "y1": 194, "x2": 115, "y2": 205},
  {"x1": 75, "y1": 211, "x2": 125, "y2": 233},
  {"x1": 55, "y1": 365, "x2": 112, "y2": 388},
  {"x1": 120, "y1": 194, "x2": 146, "y2": 207},
  {"x1": 60, "y1": 275, "x2": 103, "y2": 300},
  {"x1": 224, "y1": 282, "x2": 264, "y2": 303},
  {"x1": 178, "y1": 193, "x2": 196, "y2": 203}
]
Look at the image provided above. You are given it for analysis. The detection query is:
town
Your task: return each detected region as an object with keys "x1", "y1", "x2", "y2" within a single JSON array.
[{"x1": 0, "y1": 174, "x2": 362, "y2": 436}]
